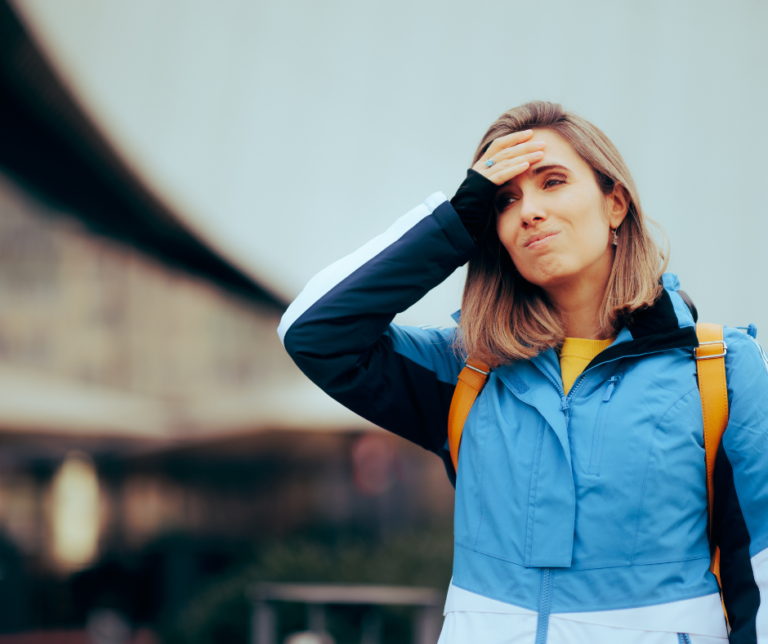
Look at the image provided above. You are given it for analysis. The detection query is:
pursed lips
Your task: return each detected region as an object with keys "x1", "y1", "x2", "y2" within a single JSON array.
[{"x1": 524, "y1": 231, "x2": 559, "y2": 249}]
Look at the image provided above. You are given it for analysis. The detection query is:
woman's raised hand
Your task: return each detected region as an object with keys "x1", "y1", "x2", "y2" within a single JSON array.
[
  {"x1": 450, "y1": 130, "x2": 546, "y2": 240},
  {"x1": 472, "y1": 130, "x2": 546, "y2": 186}
]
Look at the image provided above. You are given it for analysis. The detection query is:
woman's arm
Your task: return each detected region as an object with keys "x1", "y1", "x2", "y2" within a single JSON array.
[
  {"x1": 277, "y1": 131, "x2": 542, "y2": 458},
  {"x1": 278, "y1": 193, "x2": 476, "y2": 456}
]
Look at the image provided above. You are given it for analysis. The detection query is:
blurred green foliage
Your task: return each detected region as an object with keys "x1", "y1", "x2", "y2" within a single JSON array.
[{"x1": 161, "y1": 524, "x2": 453, "y2": 644}]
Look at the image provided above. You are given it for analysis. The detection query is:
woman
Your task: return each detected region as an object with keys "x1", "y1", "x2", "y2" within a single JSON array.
[{"x1": 278, "y1": 102, "x2": 767, "y2": 643}]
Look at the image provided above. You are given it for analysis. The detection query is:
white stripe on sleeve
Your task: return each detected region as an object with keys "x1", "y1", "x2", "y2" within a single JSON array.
[{"x1": 277, "y1": 192, "x2": 448, "y2": 344}]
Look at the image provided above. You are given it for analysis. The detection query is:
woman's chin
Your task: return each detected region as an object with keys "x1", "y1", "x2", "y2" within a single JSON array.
[{"x1": 518, "y1": 265, "x2": 571, "y2": 290}]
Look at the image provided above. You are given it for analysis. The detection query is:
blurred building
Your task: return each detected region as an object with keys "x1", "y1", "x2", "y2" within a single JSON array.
[{"x1": 0, "y1": 2, "x2": 453, "y2": 637}]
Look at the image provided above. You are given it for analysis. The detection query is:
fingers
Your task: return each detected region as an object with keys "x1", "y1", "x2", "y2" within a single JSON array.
[
  {"x1": 484, "y1": 130, "x2": 534, "y2": 158},
  {"x1": 481, "y1": 153, "x2": 541, "y2": 186},
  {"x1": 473, "y1": 130, "x2": 547, "y2": 185},
  {"x1": 472, "y1": 150, "x2": 544, "y2": 186},
  {"x1": 486, "y1": 162, "x2": 530, "y2": 188},
  {"x1": 490, "y1": 139, "x2": 545, "y2": 164}
]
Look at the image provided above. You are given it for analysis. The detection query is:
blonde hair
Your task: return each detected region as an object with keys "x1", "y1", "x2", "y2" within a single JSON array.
[{"x1": 458, "y1": 101, "x2": 667, "y2": 366}]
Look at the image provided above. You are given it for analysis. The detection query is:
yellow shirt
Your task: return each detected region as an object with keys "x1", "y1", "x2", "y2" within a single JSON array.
[{"x1": 560, "y1": 337, "x2": 614, "y2": 394}]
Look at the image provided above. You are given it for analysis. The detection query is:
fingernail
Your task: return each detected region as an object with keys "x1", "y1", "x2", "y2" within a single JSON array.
[
  {"x1": 535, "y1": 141, "x2": 546, "y2": 147},
  {"x1": 533, "y1": 151, "x2": 544, "y2": 157}
]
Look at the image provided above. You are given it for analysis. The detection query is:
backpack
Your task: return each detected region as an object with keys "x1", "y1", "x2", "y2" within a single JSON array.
[{"x1": 447, "y1": 323, "x2": 729, "y2": 589}]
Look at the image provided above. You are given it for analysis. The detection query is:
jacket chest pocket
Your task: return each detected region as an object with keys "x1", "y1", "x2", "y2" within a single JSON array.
[{"x1": 585, "y1": 374, "x2": 622, "y2": 476}]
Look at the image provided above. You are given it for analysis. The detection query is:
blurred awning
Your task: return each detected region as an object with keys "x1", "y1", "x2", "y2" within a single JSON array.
[
  {"x1": 0, "y1": 1, "x2": 378, "y2": 454},
  {"x1": 0, "y1": 366, "x2": 375, "y2": 451},
  {"x1": 0, "y1": 0, "x2": 284, "y2": 308}
]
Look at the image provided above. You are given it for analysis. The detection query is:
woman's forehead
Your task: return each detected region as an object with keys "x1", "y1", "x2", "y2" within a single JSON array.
[
  {"x1": 533, "y1": 130, "x2": 593, "y2": 174},
  {"x1": 530, "y1": 128, "x2": 578, "y2": 158}
]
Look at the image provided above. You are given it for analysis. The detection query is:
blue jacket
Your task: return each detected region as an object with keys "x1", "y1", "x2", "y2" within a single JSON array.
[{"x1": 279, "y1": 193, "x2": 768, "y2": 643}]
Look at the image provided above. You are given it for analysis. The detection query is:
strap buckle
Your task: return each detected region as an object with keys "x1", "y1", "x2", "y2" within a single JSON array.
[
  {"x1": 465, "y1": 363, "x2": 490, "y2": 376},
  {"x1": 695, "y1": 340, "x2": 728, "y2": 361}
]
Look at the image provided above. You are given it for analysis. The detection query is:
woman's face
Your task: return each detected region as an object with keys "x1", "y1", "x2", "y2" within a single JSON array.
[{"x1": 494, "y1": 129, "x2": 627, "y2": 293}]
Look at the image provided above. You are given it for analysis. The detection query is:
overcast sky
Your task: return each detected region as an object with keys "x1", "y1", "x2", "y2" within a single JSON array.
[{"x1": 13, "y1": 0, "x2": 768, "y2": 330}]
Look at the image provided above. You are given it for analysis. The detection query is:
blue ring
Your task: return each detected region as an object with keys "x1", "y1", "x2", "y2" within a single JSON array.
[{"x1": 486, "y1": 159, "x2": 495, "y2": 168}]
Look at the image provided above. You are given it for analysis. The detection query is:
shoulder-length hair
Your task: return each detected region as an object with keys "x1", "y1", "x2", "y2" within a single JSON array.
[{"x1": 458, "y1": 101, "x2": 667, "y2": 366}]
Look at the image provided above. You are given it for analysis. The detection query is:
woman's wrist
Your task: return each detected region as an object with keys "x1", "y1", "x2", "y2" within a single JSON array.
[{"x1": 450, "y1": 169, "x2": 498, "y2": 241}]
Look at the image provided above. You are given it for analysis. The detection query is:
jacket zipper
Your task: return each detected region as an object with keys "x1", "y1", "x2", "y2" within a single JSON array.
[
  {"x1": 677, "y1": 634, "x2": 691, "y2": 644},
  {"x1": 531, "y1": 360, "x2": 590, "y2": 433},
  {"x1": 532, "y1": 342, "x2": 685, "y2": 404},
  {"x1": 526, "y1": 354, "x2": 644, "y2": 641},
  {"x1": 602, "y1": 374, "x2": 622, "y2": 402},
  {"x1": 535, "y1": 568, "x2": 552, "y2": 644},
  {"x1": 532, "y1": 347, "x2": 644, "y2": 423},
  {"x1": 587, "y1": 374, "x2": 622, "y2": 475}
]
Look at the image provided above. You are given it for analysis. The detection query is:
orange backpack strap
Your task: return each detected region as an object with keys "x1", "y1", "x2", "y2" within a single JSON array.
[
  {"x1": 694, "y1": 323, "x2": 729, "y2": 585},
  {"x1": 447, "y1": 358, "x2": 490, "y2": 473}
]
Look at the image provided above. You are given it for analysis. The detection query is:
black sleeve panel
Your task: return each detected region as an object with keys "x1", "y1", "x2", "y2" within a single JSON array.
[
  {"x1": 713, "y1": 441, "x2": 760, "y2": 643},
  {"x1": 282, "y1": 199, "x2": 476, "y2": 456},
  {"x1": 450, "y1": 169, "x2": 498, "y2": 241}
]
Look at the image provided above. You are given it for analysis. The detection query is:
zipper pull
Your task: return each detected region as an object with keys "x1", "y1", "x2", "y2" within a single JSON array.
[
  {"x1": 602, "y1": 374, "x2": 622, "y2": 402},
  {"x1": 560, "y1": 396, "x2": 570, "y2": 412}
]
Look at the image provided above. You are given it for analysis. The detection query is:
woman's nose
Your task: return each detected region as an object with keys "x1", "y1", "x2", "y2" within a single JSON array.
[{"x1": 518, "y1": 197, "x2": 547, "y2": 228}]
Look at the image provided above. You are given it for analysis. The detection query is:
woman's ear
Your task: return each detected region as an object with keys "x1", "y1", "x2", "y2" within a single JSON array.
[{"x1": 607, "y1": 184, "x2": 630, "y2": 229}]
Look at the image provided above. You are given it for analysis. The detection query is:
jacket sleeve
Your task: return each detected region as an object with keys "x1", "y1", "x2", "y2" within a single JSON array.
[
  {"x1": 277, "y1": 193, "x2": 477, "y2": 457},
  {"x1": 713, "y1": 328, "x2": 768, "y2": 642}
]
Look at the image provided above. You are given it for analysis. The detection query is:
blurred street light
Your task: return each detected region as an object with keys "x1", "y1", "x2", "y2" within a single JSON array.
[{"x1": 50, "y1": 452, "x2": 100, "y2": 570}]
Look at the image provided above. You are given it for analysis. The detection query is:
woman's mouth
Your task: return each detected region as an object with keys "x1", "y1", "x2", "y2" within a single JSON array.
[{"x1": 525, "y1": 232, "x2": 559, "y2": 250}]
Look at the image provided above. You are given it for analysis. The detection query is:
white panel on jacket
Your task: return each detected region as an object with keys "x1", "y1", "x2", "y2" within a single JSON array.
[{"x1": 753, "y1": 546, "x2": 768, "y2": 642}]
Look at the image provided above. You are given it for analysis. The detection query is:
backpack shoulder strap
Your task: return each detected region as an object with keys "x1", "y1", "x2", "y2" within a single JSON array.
[
  {"x1": 695, "y1": 323, "x2": 729, "y2": 528},
  {"x1": 447, "y1": 358, "x2": 490, "y2": 473},
  {"x1": 695, "y1": 322, "x2": 729, "y2": 586}
]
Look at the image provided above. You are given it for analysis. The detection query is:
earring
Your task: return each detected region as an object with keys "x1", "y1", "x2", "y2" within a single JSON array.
[{"x1": 611, "y1": 228, "x2": 618, "y2": 246}]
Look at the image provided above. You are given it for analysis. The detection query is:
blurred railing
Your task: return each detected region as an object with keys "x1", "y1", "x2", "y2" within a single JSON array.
[{"x1": 249, "y1": 583, "x2": 444, "y2": 644}]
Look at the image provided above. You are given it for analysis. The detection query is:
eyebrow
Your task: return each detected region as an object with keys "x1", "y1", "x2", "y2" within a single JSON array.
[{"x1": 531, "y1": 163, "x2": 570, "y2": 177}]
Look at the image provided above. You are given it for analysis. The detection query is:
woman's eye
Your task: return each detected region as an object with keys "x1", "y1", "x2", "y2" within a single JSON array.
[
  {"x1": 494, "y1": 195, "x2": 518, "y2": 212},
  {"x1": 543, "y1": 177, "x2": 566, "y2": 189}
]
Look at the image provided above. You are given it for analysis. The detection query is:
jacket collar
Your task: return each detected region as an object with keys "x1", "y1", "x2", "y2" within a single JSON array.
[{"x1": 584, "y1": 279, "x2": 699, "y2": 371}]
